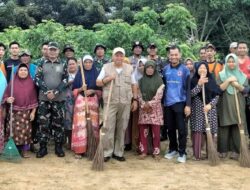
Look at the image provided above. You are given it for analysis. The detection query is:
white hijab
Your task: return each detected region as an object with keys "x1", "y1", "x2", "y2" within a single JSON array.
[{"x1": 134, "y1": 58, "x2": 147, "y2": 82}]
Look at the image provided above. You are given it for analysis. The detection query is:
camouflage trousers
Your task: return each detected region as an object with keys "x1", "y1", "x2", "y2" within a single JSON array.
[{"x1": 37, "y1": 101, "x2": 65, "y2": 144}]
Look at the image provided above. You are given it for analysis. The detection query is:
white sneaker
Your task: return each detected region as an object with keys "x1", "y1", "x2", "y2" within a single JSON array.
[
  {"x1": 177, "y1": 154, "x2": 186, "y2": 163},
  {"x1": 164, "y1": 150, "x2": 178, "y2": 159}
]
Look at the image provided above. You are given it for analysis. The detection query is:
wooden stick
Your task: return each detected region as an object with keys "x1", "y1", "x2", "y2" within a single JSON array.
[
  {"x1": 10, "y1": 64, "x2": 14, "y2": 138},
  {"x1": 79, "y1": 59, "x2": 89, "y2": 113},
  {"x1": 233, "y1": 87, "x2": 250, "y2": 167}
]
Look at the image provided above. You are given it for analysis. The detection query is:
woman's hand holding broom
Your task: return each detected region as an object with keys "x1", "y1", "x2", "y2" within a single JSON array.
[
  {"x1": 6, "y1": 97, "x2": 15, "y2": 104},
  {"x1": 231, "y1": 81, "x2": 244, "y2": 92},
  {"x1": 204, "y1": 104, "x2": 212, "y2": 113},
  {"x1": 198, "y1": 75, "x2": 208, "y2": 86}
]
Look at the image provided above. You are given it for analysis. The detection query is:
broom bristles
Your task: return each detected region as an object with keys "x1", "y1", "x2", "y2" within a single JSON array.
[
  {"x1": 206, "y1": 130, "x2": 219, "y2": 166},
  {"x1": 91, "y1": 140, "x2": 104, "y2": 171},
  {"x1": 0, "y1": 138, "x2": 22, "y2": 163},
  {"x1": 239, "y1": 133, "x2": 250, "y2": 168},
  {"x1": 86, "y1": 119, "x2": 98, "y2": 161}
]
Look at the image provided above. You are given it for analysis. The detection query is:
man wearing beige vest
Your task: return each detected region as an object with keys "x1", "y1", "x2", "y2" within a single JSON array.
[{"x1": 96, "y1": 47, "x2": 138, "y2": 162}]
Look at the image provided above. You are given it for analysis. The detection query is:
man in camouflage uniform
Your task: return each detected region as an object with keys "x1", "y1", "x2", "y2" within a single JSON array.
[
  {"x1": 63, "y1": 44, "x2": 75, "y2": 60},
  {"x1": 129, "y1": 41, "x2": 145, "y2": 72},
  {"x1": 93, "y1": 43, "x2": 109, "y2": 72},
  {"x1": 32, "y1": 42, "x2": 49, "y2": 66},
  {"x1": 35, "y1": 42, "x2": 68, "y2": 158},
  {"x1": 147, "y1": 43, "x2": 168, "y2": 77}
]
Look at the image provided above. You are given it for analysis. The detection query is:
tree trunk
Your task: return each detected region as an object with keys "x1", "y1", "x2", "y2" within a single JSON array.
[{"x1": 200, "y1": 11, "x2": 208, "y2": 41}]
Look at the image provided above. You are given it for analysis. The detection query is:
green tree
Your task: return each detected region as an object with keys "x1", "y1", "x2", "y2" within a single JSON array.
[
  {"x1": 134, "y1": 7, "x2": 160, "y2": 32},
  {"x1": 59, "y1": 0, "x2": 87, "y2": 25},
  {"x1": 161, "y1": 3, "x2": 197, "y2": 42},
  {"x1": 83, "y1": 2, "x2": 108, "y2": 29}
]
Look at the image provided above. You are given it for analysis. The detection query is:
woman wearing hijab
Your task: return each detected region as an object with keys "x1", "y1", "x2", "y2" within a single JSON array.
[
  {"x1": 0, "y1": 69, "x2": 7, "y2": 152},
  {"x1": 71, "y1": 55, "x2": 101, "y2": 158},
  {"x1": 2, "y1": 64, "x2": 38, "y2": 158},
  {"x1": 125, "y1": 58, "x2": 147, "y2": 152},
  {"x1": 217, "y1": 53, "x2": 249, "y2": 159},
  {"x1": 138, "y1": 60, "x2": 164, "y2": 160},
  {"x1": 184, "y1": 58, "x2": 195, "y2": 79},
  {"x1": 190, "y1": 62, "x2": 221, "y2": 160},
  {"x1": 64, "y1": 57, "x2": 78, "y2": 149},
  {"x1": 134, "y1": 58, "x2": 147, "y2": 82}
]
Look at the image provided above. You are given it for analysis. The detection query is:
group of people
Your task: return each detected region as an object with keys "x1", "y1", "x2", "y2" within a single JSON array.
[{"x1": 0, "y1": 40, "x2": 250, "y2": 164}]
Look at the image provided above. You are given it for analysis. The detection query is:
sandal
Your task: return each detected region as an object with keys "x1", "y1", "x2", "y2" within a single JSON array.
[
  {"x1": 74, "y1": 154, "x2": 82, "y2": 159},
  {"x1": 138, "y1": 154, "x2": 147, "y2": 160},
  {"x1": 153, "y1": 154, "x2": 161, "y2": 161},
  {"x1": 192, "y1": 156, "x2": 200, "y2": 161},
  {"x1": 22, "y1": 150, "x2": 30, "y2": 158}
]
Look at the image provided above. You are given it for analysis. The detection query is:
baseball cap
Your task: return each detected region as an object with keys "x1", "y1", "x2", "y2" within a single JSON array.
[
  {"x1": 48, "y1": 42, "x2": 59, "y2": 49},
  {"x1": 112, "y1": 47, "x2": 125, "y2": 56}
]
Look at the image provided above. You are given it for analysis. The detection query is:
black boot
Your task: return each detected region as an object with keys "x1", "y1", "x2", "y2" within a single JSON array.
[
  {"x1": 55, "y1": 143, "x2": 65, "y2": 157},
  {"x1": 36, "y1": 143, "x2": 48, "y2": 158}
]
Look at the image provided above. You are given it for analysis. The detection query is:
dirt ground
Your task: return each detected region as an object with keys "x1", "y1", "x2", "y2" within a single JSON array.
[{"x1": 0, "y1": 140, "x2": 249, "y2": 190}]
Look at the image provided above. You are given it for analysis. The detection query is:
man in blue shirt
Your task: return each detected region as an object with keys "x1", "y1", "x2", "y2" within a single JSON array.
[{"x1": 163, "y1": 45, "x2": 191, "y2": 163}]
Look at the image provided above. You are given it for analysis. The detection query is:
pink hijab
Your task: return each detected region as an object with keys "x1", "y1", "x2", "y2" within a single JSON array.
[{"x1": 3, "y1": 64, "x2": 38, "y2": 111}]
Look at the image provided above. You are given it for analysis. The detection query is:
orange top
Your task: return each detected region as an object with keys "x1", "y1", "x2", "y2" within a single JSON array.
[
  {"x1": 208, "y1": 61, "x2": 223, "y2": 79},
  {"x1": 0, "y1": 61, "x2": 6, "y2": 77}
]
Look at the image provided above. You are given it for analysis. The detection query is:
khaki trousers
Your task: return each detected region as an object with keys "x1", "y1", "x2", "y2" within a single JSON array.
[{"x1": 103, "y1": 103, "x2": 131, "y2": 157}]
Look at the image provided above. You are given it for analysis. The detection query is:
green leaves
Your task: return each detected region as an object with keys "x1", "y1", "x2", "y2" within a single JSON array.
[
  {"x1": 161, "y1": 3, "x2": 197, "y2": 42},
  {"x1": 134, "y1": 7, "x2": 160, "y2": 31},
  {"x1": 0, "y1": 19, "x2": 202, "y2": 61}
]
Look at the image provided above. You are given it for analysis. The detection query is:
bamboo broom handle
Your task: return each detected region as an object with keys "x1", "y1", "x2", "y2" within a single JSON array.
[
  {"x1": 233, "y1": 87, "x2": 242, "y2": 125},
  {"x1": 103, "y1": 80, "x2": 114, "y2": 128},
  {"x1": 202, "y1": 84, "x2": 209, "y2": 125},
  {"x1": 10, "y1": 64, "x2": 14, "y2": 137},
  {"x1": 79, "y1": 59, "x2": 90, "y2": 114}
]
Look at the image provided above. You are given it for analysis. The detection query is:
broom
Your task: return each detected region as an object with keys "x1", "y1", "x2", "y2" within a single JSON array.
[
  {"x1": 233, "y1": 87, "x2": 250, "y2": 167},
  {"x1": 79, "y1": 60, "x2": 97, "y2": 160},
  {"x1": 202, "y1": 84, "x2": 219, "y2": 166},
  {"x1": 92, "y1": 80, "x2": 114, "y2": 171},
  {"x1": 0, "y1": 65, "x2": 22, "y2": 162}
]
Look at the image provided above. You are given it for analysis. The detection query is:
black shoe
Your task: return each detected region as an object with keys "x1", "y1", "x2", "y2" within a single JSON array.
[
  {"x1": 55, "y1": 143, "x2": 65, "y2": 157},
  {"x1": 124, "y1": 144, "x2": 132, "y2": 151},
  {"x1": 36, "y1": 143, "x2": 48, "y2": 158},
  {"x1": 104, "y1": 156, "x2": 111, "y2": 162},
  {"x1": 113, "y1": 155, "x2": 126, "y2": 162}
]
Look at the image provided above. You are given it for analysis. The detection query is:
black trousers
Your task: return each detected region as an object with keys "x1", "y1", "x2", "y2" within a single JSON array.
[
  {"x1": 165, "y1": 102, "x2": 187, "y2": 155},
  {"x1": 246, "y1": 105, "x2": 250, "y2": 138}
]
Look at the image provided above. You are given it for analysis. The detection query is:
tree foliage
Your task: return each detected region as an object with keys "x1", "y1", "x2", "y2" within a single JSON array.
[
  {"x1": 0, "y1": 20, "x2": 203, "y2": 60},
  {"x1": 0, "y1": 0, "x2": 249, "y2": 55}
]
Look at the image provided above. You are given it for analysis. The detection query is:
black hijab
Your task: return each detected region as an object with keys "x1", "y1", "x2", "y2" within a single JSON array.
[{"x1": 191, "y1": 61, "x2": 221, "y2": 104}]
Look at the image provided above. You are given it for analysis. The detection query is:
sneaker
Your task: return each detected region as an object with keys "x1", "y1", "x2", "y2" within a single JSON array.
[
  {"x1": 177, "y1": 154, "x2": 186, "y2": 163},
  {"x1": 164, "y1": 150, "x2": 178, "y2": 159}
]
